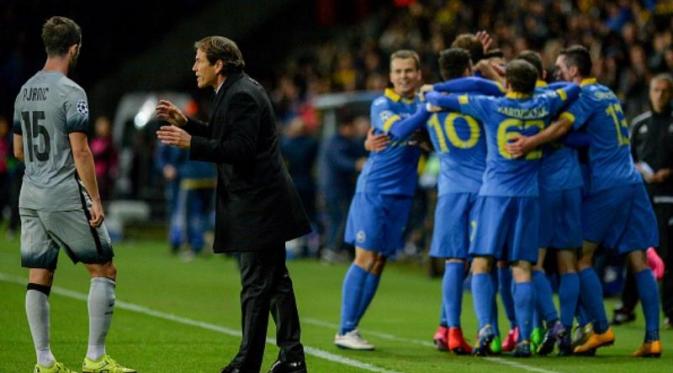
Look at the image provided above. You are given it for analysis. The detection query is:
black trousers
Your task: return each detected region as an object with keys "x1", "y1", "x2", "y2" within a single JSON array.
[
  {"x1": 618, "y1": 202, "x2": 673, "y2": 318},
  {"x1": 230, "y1": 246, "x2": 305, "y2": 372}
]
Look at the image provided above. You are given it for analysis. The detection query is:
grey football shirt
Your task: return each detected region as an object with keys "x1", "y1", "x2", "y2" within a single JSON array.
[{"x1": 13, "y1": 70, "x2": 90, "y2": 211}]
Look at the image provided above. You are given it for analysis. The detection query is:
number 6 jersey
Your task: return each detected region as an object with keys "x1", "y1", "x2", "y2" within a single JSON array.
[{"x1": 13, "y1": 70, "x2": 90, "y2": 211}]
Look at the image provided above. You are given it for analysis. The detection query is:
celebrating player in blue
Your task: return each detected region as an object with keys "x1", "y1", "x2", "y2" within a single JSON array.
[
  {"x1": 507, "y1": 45, "x2": 662, "y2": 358},
  {"x1": 335, "y1": 50, "x2": 431, "y2": 350},
  {"x1": 426, "y1": 59, "x2": 580, "y2": 357},
  {"x1": 517, "y1": 50, "x2": 585, "y2": 356}
]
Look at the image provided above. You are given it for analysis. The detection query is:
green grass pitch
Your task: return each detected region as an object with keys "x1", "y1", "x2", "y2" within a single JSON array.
[{"x1": 0, "y1": 235, "x2": 670, "y2": 372}]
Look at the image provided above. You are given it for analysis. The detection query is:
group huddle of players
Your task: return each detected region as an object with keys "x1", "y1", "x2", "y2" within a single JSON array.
[{"x1": 333, "y1": 31, "x2": 663, "y2": 359}]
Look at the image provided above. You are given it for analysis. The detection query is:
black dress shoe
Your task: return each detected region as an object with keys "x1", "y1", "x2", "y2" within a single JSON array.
[
  {"x1": 221, "y1": 365, "x2": 241, "y2": 373},
  {"x1": 267, "y1": 360, "x2": 307, "y2": 373}
]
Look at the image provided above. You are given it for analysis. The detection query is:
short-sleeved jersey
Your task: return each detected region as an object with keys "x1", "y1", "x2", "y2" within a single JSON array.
[
  {"x1": 13, "y1": 70, "x2": 90, "y2": 211},
  {"x1": 535, "y1": 83, "x2": 583, "y2": 191},
  {"x1": 427, "y1": 109, "x2": 486, "y2": 195},
  {"x1": 561, "y1": 78, "x2": 641, "y2": 193},
  {"x1": 457, "y1": 90, "x2": 570, "y2": 197},
  {"x1": 356, "y1": 88, "x2": 422, "y2": 196}
]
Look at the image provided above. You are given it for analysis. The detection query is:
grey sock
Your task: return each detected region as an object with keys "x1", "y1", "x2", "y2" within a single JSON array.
[
  {"x1": 86, "y1": 277, "x2": 116, "y2": 361},
  {"x1": 26, "y1": 288, "x2": 55, "y2": 366}
]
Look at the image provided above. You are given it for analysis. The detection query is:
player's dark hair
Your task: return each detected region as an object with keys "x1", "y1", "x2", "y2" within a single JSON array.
[
  {"x1": 42, "y1": 16, "x2": 81, "y2": 57},
  {"x1": 559, "y1": 45, "x2": 592, "y2": 77},
  {"x1": 194, "y1": 36, "x2": 245, "y2": 74},
  {"x1": 517, "y1": 50, "x2": 544, "y2": 79},
  {"x1": 505, "y1": 59, "x2": 538, "y2": 94},
  {"x1": 390, "y1": 50, "x2": 421, "y2": 70},
  {"x1": 438, "y1": 48, "x2": 471, "y2": 81},
  {"x1": 451, "y1": 34, "x2": 484, "y2": 64}
]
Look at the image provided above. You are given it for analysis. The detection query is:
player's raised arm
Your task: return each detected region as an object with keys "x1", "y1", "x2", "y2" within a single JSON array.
[{"x1": 433, "y1": 77, "x2": 504, "y2": 96}]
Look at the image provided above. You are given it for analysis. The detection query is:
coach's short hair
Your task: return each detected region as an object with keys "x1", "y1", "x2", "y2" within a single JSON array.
[
  {"x1": 517, "y1": 50, "x2": 544, "y2": 79},
  {"x1": 390, "y1": 49, "x2": 421, "y2": 70},
  {"x1": 560, "y1": 45, "x2": 592, "y2": 77},
  {"x1": 438, "y1": 48, "x2": 471, "y2": 81},
  {"x1": 194, "y1": 36, "x2": 245, "y2": 74},
  {"x1": 506, "y1": 59, "x2": 538, "y2": 94},
  {"x1": 651, "y1": 73, "x2": 673, "y2": 90},
  {"x1": 451, "y1": 34, "x2": 484, "y2": 64},
  {"x1": 42, "y1": 16, "x2": 81, "y2": 57}
]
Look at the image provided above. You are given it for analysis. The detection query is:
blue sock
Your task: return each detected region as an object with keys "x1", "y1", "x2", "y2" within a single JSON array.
[
  {"x1": 513, "y1": 281, "x2": 534, "y2": 342},
  {"x1": 532, "y1": 270, "x2": 558, "y2": 324},
  {"x1": 339, "y1": 264, "x2": 368, "y2": 335},
  {"x1": 439, "y1": 303, "x2": 448, "y2": 328},
  {"x1": 498, "y1": 267, "x2": 517, "y2": 329},
  {"x1": 578, "y1": 268, "x2": 608, "y2": 333},
  {"x1": 472, "y1": 273, "x2": 494, "y2": 329},
  {"x1": 443, "y1": 262, "x2": 464, "y2": 328},
  {"x1": 490, "y1": 270, "x2": 500, "y2": 335},
  {"x1": 559, "y1": 272, "x2": 579, "y2": 329},
  {"x1": 356, "y1": 272, "x2": 381, "y2": 321},
  {"x1": 634, "y1": 269, "x2": 660, "y2": 341},
  {"x1": 576, "y1": 298, "x2": 590, "y2": 327}
]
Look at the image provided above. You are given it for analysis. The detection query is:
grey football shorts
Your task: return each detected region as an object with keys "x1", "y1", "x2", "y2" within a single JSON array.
[{"x1": 20, "y1": 206, "x2": 114, "y2": 269}]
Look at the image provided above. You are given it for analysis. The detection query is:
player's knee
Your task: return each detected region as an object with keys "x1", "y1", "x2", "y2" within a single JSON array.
[
  {"x1": 354, "y1": 250, "x2": 376, "y2": 271},
  {"x1": 370, "y1": 255, "x2": 387, "y2": 275},
  {"x1": 511, "y1": 261, "x2": 532, "y2": 282},
  {"x1": 557, "y1": 250, "x2": 578, "y2": 274},
  {"x1": 627, "y1": 250, "x2": 648, "y2": 272},
  {"x1": 471, "y1": 257, "x2": 492, "y2": 273},
  {"x1": 28, "y1": 268, "x2": 55, "y2": 286},
  {"x1": 87, "y1": 261, "x2": 117, "y2": 280}
]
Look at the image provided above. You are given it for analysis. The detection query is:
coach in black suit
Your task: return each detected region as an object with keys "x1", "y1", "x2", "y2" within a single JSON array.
[{"x1": 156, "y1": 36, "x2": 310, "y2": 373}]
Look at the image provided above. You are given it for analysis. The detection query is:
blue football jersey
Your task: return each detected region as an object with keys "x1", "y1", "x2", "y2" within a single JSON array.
[
  {"x1": 561, "y1": 78, "x2": 641, "y2": 193},
  {"x1": 356, "y1": 88, "x2": 422, "y2": 196},
  {"x1": 535, "y1": 82, "x2": 583, "y2": 191},
  {"x1": 456, "y1": 90, "x2": 571, "y2": 197}
]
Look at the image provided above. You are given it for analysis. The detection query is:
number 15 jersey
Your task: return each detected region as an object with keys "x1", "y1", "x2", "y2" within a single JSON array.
[
  {"x1": 13, "y1": 70, "x2": 91, "y2": 211},
  {"x1": 559, "y1": 78, "x2": 641, "y2": 193}
]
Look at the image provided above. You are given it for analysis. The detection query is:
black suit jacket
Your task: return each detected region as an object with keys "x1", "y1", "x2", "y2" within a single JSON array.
[{"x1": 184, "y1": 71, "x2": 311, "y2": 252}]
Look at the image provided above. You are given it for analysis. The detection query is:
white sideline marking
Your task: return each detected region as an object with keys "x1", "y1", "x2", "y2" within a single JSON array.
[
  {"x1": 0, "y1": 273, "x2": 401, "y2": 373},
  {"x1": 303, "y1": 318, "x2": 561, "y2": 373}
]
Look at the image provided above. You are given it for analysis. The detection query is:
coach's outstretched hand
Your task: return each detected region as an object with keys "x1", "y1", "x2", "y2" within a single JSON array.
[
  {"x1": 157, "y1": 125, "x2": 192, "y2": 149},
  {"x1": 155, "y1": 100, "x2": 188, "y2": 127}
]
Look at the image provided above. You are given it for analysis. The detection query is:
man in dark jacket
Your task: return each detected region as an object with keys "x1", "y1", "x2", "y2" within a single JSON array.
[
  {"x1": 156, "y1": 36, "x2": 310, "y2": 373},
  {"x1": 613, "y1": 73, "x2": 673, "y2": 327}
]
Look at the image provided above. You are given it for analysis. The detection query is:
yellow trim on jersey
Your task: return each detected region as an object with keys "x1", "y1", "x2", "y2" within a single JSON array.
[
  {"x1": 458, "y1": 95, "x2": 469, "y2": 104},
  {"x1": 536, "y1": 80, "x2": 548, "y2": 88},
  {"x1": 382, "y1": 114, "x2": 402, "y2": 132},
  {"x1": 555, "y1": 88, "x2": 567, "y2": 101},
  {"x1": 180, "y1": 179, "x2": 217, "y2": 190},
  {"x1": 496, "y1": 81, "x2": 506, "y2": 93},
  {"x1": 559, "y1": 112, "x2": 576, "y2": 124},
  {"x1": 580, "y1": 78, "x2": 597, "y2": 86},
  {"x1": 505, "y1": 92, "x2": 532, "y2": 99},
  {"x1": 384, "y1": 88, "x2": 401, "y2": 102}
]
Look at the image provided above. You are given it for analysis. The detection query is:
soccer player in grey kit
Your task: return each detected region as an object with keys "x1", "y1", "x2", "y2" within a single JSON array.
[{"x1": 13, "y1": 16, "x2": 134, "y2": 373}]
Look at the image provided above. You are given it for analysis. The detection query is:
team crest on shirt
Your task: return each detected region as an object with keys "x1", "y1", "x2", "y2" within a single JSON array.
[
  {"x1": 76, "y1": 100, "x2": 89, "y2": 116},
  {"x1": 356, "y1": 230, "x2": 366, "y2": 243}
]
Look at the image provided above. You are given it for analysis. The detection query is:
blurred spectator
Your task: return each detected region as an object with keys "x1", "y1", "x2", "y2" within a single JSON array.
[
  {"x1": 156, "y1": 143, "x2": 216, "y2": 259},
  {"x1": 90, "y1": 116, "x2": 118, "y2": 201},
  {"x1": 0, "y1": 117, "x2": 10, "y2": 224},
  {"x1": 614, "y1": 73, "x2": 673, "y2": 326},
  {"x1": 319, "y1": 110, "x2": 367, "y2": 262},
  {"x1": 281, "y1": 117, "x2": 320, "y2": 257}
]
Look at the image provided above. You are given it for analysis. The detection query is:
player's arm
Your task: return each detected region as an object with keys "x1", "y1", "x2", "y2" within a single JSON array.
[
  {"x1": 386, "y1": 105, "x2": 432, "y2": 140},
  {"x1": 70, "y1": 132, "x2": 104, "y2": 227},
  {"x1": 433, "y1": 77, "x2": 504, "y2": 96},
  {"x1": 506, "y1": 114, "x2": 574, "y2": 157},
  {"x1": 424, "y1": 92, "x2": 461, "y2": 112},
  {"x1": 13, "y1": 134, "x2": 24, "y2": 161}
]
